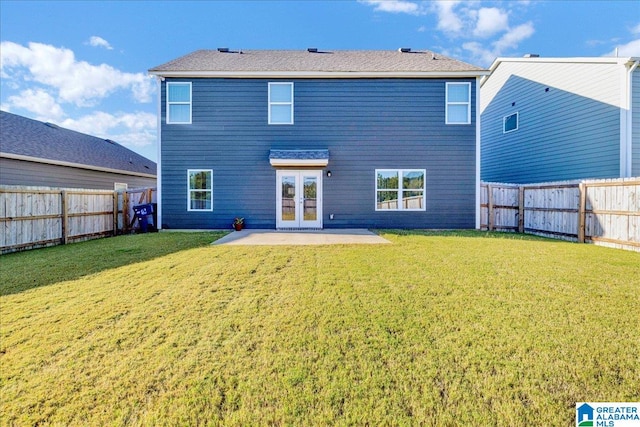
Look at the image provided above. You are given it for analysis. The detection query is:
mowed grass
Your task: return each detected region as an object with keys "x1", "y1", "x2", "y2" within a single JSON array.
[{"x1": 1, "y1": 231, "x2": 639, "y2": 426}]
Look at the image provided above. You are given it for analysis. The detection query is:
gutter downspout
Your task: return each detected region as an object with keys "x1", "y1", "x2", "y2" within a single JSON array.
[
  {"x1": 624, "y1": 60, "x2": 639, "y2": 177},
  {"x1": 155, "y1": 76, "x2": 163, "y2": 229}
]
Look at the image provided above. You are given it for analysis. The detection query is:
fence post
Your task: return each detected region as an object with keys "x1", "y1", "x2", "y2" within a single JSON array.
[
  {"x1": 61, "y1": 190, "x2": 68, "y2": 245},
  {"x1": 113, "y1": 191, "x2": 118, "y2": 236},
  {"x1": 487, "y1": 184, "x2": 494, "y2": 231},
  {"x1": 122, "y1": 191, "x2": 129, "y2": 233},
  {"x1": 518, "y1": 186, "x2": 525, "y2": 233},
  {"x1": 578, "y1": 183, "x2": 586, "y2": 243}
]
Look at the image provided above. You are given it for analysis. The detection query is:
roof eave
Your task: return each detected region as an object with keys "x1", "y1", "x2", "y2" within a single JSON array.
[
  {"x1": 0, "y1": 152, "x2": 157, "y2": 179},
  {"x1": 148, "y1": 70, "x2": 489, "y2": 78},
  {"x1": 481, "y1": 56, "x2": 638, "y2": 87},
  {"x1": 487, "y1": 56, "x2": 636, "y2": 72}
]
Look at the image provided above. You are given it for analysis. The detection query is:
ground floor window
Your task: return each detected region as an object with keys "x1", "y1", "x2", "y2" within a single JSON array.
[
  {"x1": 187, "y1": 169, "x2": 212, "y2": 211},
  {"x1": 375, "y1": 169, "x2": 426, "y2": 211}
]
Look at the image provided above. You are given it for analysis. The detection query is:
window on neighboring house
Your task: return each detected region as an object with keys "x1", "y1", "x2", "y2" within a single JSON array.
[
  {"x1": 167, "y1": 82, "x2": 192, "y2": 124},
  {"x1": 114, "y1": 183, "x2": 128, "y2": 192},
  {"x1": 375, "y1": 169, "x2": 426, "y2": 211},
  {"x1": 446, "y1": 82, "x2": 471, "y2": 124},
  {"x1": 268, "y1": 82, "x2": 294, "y2": 124},
  {"x1": 187, "y1": 169, "x2": 212, "y2": 211},
  {"x1": 503, "y1": 112, "x2": 518, "y2": 133}
]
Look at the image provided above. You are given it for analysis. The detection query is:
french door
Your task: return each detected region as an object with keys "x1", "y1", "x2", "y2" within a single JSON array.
[{"x1": 276, "y1": 170, "x2": 322, "y2": 229}]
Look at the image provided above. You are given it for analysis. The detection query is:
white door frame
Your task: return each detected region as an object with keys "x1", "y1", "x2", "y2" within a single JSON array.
[{"x1": 276, "y1": 170, "x2": 323, "y2": 229}]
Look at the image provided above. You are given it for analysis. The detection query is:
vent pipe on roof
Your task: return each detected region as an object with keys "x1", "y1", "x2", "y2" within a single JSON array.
[
  {"x1": 307, "y1": 47, "x2": 318, "y2": 53},
  {"x1": 44, "y1": 122, "x2": 59, "y2": 129},
  {"x1": 399, "y1": 47, "x2": 411, "y2": 53},
  {"x1": 217, "y1": 47, "x2": 229, "y2": 53}
]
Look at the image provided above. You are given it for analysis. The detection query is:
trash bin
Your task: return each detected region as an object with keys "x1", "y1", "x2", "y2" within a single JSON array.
[{"x1": 133, "y1": 203, "x2": 154, "y2": 233}]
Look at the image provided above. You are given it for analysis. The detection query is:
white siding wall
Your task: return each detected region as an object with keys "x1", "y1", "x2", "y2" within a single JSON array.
[
  {"x1": 481, "y1": 60, "x2": 623, "y2": 113},
  {"x1": 632, "y1": 67, "x2": 640, "y2": 176}
]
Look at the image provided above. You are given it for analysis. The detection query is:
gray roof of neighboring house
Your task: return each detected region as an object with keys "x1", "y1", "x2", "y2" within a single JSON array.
[
  {"x1": 149, "y1": 49, "x2": 486, "y2": 75},
  {"x1": 0, "y1": 111, "x2": 156, "y2": 176}
]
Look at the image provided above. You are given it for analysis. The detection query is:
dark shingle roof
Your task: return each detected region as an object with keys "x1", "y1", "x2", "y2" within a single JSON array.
[
  {"x1": 0, "y1": 111, "x2": 156, "y2": 176},
  {"x1": 149, "y1": 49, "x2": 486, "y2": 75}
]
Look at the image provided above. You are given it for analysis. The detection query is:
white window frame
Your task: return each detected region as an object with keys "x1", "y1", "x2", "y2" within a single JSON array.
[
  {"x1": 114, "y1": 182, "x2": 128, "y2": 192},
  {"x1": 187, "y1": 169, "x2": 213, "y2": 212},
  {"x1": 375, "y1": 169, "x2": 426, "y2": 212},
  {"x1": 445, "y1": 82, "x2": 471, "y2": 125},
  {"x1": 503, "y1": 112, "x2": 519, "y2": 133},
  {"x1": 268, "y1": 82, "x2": 294, "y2": 125},
  {"x1": 167, "y1": 82, "x2": 192, "y2": 124}
]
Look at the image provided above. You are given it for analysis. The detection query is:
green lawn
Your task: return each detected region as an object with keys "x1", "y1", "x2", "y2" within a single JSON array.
[{"x1": 1, "y1": 231, "x2": 639, "y2": 426}]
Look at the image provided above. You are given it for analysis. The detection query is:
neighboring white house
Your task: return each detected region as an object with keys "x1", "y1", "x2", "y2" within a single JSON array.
[{"x1": 480, "y1": 56, "x2": 639, "y2": 183}]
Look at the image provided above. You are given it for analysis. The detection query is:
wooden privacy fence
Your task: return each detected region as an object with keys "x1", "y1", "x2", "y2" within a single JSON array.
[
  {"x1": 480, "y1": 178, "x2": 640, "y2": 252},
  {"x1": 1, "y1": 186, "x2": 156, "y2": 254}
]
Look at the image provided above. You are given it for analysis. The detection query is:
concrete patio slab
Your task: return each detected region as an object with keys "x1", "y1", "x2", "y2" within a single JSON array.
[{"x1": 211, "y1": 229, "x2": 391, "y2": 246}]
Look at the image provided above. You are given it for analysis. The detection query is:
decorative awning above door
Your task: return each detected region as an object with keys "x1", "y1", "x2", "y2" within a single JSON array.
[{"x1": 269, "y1": 149, "x2": 329, "y2": 167}]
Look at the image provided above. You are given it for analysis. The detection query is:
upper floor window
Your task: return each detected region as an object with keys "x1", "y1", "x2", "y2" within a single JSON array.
[
  {"x1": 445, "y1": 82, "x2": 471, "y2": 125},
  {"x1": 503, "y1": 112, "x2": 518, "y2": 133},
  {"x1": 268, "y1": 82, "x2": 294, "y2": 125},
  {"x1": 187, "y1": 169, "x2": 212, "y2": 211},
  {"x1": 375, "y1": 169, "x2": 426, "y2": 211},
  {"x1": 167, "y1": 82, "x2": 192, "y2": 124}
]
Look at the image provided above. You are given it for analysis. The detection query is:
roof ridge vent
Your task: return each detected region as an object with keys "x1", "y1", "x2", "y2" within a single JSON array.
[
  {"x1": 44, "y1": 122, "x2": 59, "y2": 129},
  {"x1": 307, "y1": 47, "x2": 318, "y2": 53},
  {"x1": 104, "y1": 138, "x2": 117, "y2": 144},
  {"x1": 399, "y1": 47, "x2": 411, "y2": 53},
  {"x1": 523, "y1": 53, "x2": 540, "y2": 58},
  {"x1": 217, "y1": 47, "x2": 229, "y2": 53}
]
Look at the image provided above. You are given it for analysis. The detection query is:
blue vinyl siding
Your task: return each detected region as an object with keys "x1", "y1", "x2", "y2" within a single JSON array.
[
  {"x1": 481, "y1": 75, "x2": 620, "y2": 183},
  {"x1": 160, "y1": 78, "x2": 476, "y2": 229}
]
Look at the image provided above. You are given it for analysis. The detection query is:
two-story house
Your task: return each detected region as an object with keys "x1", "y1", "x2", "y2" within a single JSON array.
[
  {"x1": 481, "y1": 56, "x2": 640, "y2": 184},
  {"x1": 149, "y1": 49, "x2": 487, "y2": 230}
]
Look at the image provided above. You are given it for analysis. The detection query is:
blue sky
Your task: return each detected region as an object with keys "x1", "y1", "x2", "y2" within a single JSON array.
[{"x1": 1, "y1": 1, "x2": 639, "y2": 162}]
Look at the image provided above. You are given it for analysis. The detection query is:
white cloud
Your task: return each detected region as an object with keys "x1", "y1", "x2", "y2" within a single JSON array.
[
  {"x1": 7, "y1": 88, "x2": 65, "y2": 120},
  {"x1": 632, "y1": 23, "x2": 640, "y2": 35},
  {"x1": 0, "y1": 41, "x2": 154, "y2": 107},
  {"x1": 111, "y1": 129, "x2": 156, "y2": 148},
  {"x1": 359, "y1": 0, "x2": 533, "y2": 66},
  {"x1": 360, "y1": 0, "x2": 422, "y2": 15},
  {"x1": 605, "y1": 39, "x2": 640, "y2": 57},
  {"x1": 86, "y1": 36, "x2": 113, "y2": 50},
  {"x1": 493, "y1": 22, "x2": 535, "y2": 53},
  {"x1": 463, "y1": 21, "x2": 535, "y2": 65},
  {"x1": 58, "y1": 111, "x2": 157, "y2": 148},
  {"x1": 462, "y1": 41, "x2": 493, "y2": 65},
  {"x1": 431, "y1": 0, "x2": 463, "y2": 33},
  {"x1": 474, "y1": 7, "x2": 509, "y2": 38}
]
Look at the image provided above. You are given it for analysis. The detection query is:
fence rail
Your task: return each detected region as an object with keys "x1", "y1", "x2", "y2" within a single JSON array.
[
  {"x1": 1, "y1": 186, "x2": 156, "y2": 254},
  {"x1": 481, "y1": 178, "x2": 640, "y2": 252}
]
